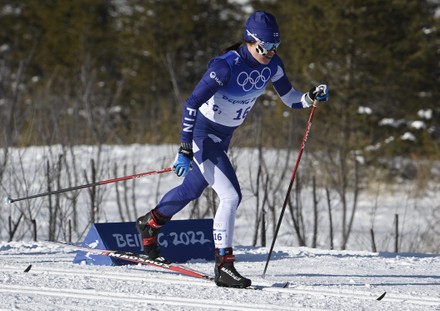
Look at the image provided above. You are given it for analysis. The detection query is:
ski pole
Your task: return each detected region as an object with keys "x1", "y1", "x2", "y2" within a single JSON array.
[
  {"x1": 262, "y1": 99, "x2": 320, "y2": 277},
  {"x1": 5, "y1": 167, "x2": 173, "y2": 204}
]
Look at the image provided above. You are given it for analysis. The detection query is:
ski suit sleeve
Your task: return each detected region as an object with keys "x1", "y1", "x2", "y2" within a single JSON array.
[
  {"x1": 271, "y1": 58, "x2": 310, "y2": 109},
  {"x1": 180, "y1": 58, "x2": 231, "y2": 144}
]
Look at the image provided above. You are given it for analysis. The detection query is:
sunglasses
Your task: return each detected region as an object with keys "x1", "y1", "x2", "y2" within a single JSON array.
[{"x1": 246, "y1": 30, "x2": 281, "y2": 55}]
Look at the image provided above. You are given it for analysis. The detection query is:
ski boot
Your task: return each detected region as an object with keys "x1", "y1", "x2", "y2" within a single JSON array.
[
  {"x1": 136, "y1": 210, "x2": 170, "y2": 262},
  {"x1": 214, "y1": 248, "x2": 252, "y2": 288}
]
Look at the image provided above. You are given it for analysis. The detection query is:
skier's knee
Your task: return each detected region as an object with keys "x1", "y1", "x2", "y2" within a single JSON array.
[{"x1": 220, "y1": 190, "x2": 241, "y2": 209}]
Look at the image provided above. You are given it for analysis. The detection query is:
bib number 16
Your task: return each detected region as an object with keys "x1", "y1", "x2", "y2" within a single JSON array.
[{"x1": 233, "y1": 107, "x2": 251, "y2": 121}]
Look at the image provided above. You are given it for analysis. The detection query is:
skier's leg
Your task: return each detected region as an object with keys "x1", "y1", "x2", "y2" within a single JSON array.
[
  {"x1": 136, "y1": 165, "x2": 208, "y2": 260},
  {"x1": 192, "y1": 135, "x2": 251, "y2": 288},
  {"x1": 155, "y1": 164, "x2": 208, "y2": 217}
]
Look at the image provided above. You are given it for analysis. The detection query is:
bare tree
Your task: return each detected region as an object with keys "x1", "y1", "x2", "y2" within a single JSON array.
[
  {"x1": 317, "y1": 150, "x2": 362, "y2": 250},
  {"x1": 325, "y1": 187, "x2": 335, "y2": 250},
  {"x1": 287, "y1": 177, "x2": 306, "y2": 246}
]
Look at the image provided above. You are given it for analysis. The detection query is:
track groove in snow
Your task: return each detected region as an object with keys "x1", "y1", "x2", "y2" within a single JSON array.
[
  {"x1": 1, "y1": 242, "x2": 439, "y2": 310},
  {"x1": 0, "y1": 285, "x2": 298, "y2": 311},
  {"x1": 1, "y1": 264, "x2": 439, "y2": 307}
]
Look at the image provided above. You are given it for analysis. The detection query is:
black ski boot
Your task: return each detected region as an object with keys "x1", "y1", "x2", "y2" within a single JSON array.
[
  {"x1": 214, "y1": 248, "x2": 252, "y2": 288},
  {"x1": 136, "y1": 210, "x2": 170, "y2": 262}
]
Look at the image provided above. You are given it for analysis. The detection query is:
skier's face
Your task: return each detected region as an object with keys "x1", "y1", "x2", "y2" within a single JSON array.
[{"x1": 248, "y1": 42, "x2": 277, "y2": 65}]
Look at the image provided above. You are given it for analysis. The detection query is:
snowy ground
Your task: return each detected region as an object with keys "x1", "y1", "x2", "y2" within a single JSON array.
[
  {"x1": 1, "y1": 145, "x2": 440, "y2": 310},
  {"x1": 0, "y1": 241, "x2": 439, "y2": 310}
]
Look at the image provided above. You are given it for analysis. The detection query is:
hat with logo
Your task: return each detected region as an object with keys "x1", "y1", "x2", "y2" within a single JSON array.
[{"x1": 244, "y1": 11, "x2": 280, "y2": 43}]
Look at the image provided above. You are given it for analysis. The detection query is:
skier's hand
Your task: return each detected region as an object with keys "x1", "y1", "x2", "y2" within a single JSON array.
[
  {"x1": 304, "y1": 84, "x2": 329, "y2": 105},
  {"x1": 173, "y1": 143, "x2": 193, "y2": 177}
]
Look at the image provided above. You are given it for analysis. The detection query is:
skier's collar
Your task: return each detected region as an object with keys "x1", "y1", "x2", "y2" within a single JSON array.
[{"x1": 238, "y1": 45, "x2": 261, "y2": 68}]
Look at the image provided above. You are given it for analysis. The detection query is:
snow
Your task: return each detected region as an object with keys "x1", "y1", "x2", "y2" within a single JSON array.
[
  {"x1": 410, "y1": 121, "x2": 426, "y2": 130},
  {"x1": 379, "y1": 118, "x2": 406, "y2": 127},
  {"x1": 2, "y1": 144, "x2": 440, "y2": 309},
  {"x1": 357, "y1": 106, "x2": 372, "y2": 115},
  {"x1": 418, "y1": 109, "x2": 433, "y2": 120},
  {"x1": 3, "y1": 144, "x2": 439, "y2": 254},
  {"x1": 0, "y1": 241, "x2": 439, "y2": 310},
  {"x1": 401, "y1": 132, "x2": 416, "y2": 141}
]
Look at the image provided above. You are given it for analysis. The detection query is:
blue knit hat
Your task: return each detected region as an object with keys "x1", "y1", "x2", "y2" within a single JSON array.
[{"x1": 244, "y1": 11, "x2": 280, "y2": 43}]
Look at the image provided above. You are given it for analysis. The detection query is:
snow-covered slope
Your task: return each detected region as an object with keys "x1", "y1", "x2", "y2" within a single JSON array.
[{"x1": 0, "y1": 241, "x2": 439, "y2": 310}]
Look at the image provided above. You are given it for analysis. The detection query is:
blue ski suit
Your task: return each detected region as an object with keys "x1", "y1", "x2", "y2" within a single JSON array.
[{"x1": 155, "y1": 45, "x2": 310, "y2": 249}]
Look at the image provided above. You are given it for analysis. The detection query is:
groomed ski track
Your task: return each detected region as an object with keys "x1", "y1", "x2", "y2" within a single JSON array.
[
  {"x1": 1, "y1": 265, "x2": 439, "y2": 310},
  {"x1": 0, "y1": 266, "x2": 438, "y2": 310},
  {"x1": 0, "y1": 243, "x2": 439, "y2": 310}
]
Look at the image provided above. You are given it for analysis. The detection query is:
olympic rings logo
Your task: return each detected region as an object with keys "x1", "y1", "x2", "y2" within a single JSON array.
[{"x1": 236, "y1": 67, "x2": 271, "y2": 92}]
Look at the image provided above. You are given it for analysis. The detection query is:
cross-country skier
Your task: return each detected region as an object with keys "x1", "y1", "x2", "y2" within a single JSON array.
[{"x1": 136, "y1": 10, "x2": 328, "y2": 288}]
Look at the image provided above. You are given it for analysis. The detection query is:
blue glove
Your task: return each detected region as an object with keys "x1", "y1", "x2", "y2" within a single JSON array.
[
  {"x1": 173, "y1": 144, "x2": 193, "y2": 177},
  {"x1": 308, "y1": 84, "x2": 328, "y2": 102}
]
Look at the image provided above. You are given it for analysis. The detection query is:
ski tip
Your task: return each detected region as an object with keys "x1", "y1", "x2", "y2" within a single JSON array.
[
  {"x1": 24, "y1": 264, "x2": 32, "y2": 273},
  {"x1": 376, "y1": 291, "x2": 386, "y2": 301}
]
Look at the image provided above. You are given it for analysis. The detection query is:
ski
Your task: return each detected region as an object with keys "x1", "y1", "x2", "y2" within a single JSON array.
[
  {"x1": 58, "y1": 242, "x2": 214, "y2": 281},
  {"x1": 53, "y1": 242, "x2": 385, "y2": 298},
  {"x1": 56, "y1": 242, "x2": 286, "y2": 290}
]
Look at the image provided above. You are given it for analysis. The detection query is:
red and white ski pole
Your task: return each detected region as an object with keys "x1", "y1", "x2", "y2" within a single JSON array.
[
  {"x1": 5, "y1": 167, "x2": 173, "y2": 204},
  {"x1": 263, "y1": 98, "x2": 321, "y2": 277}
]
